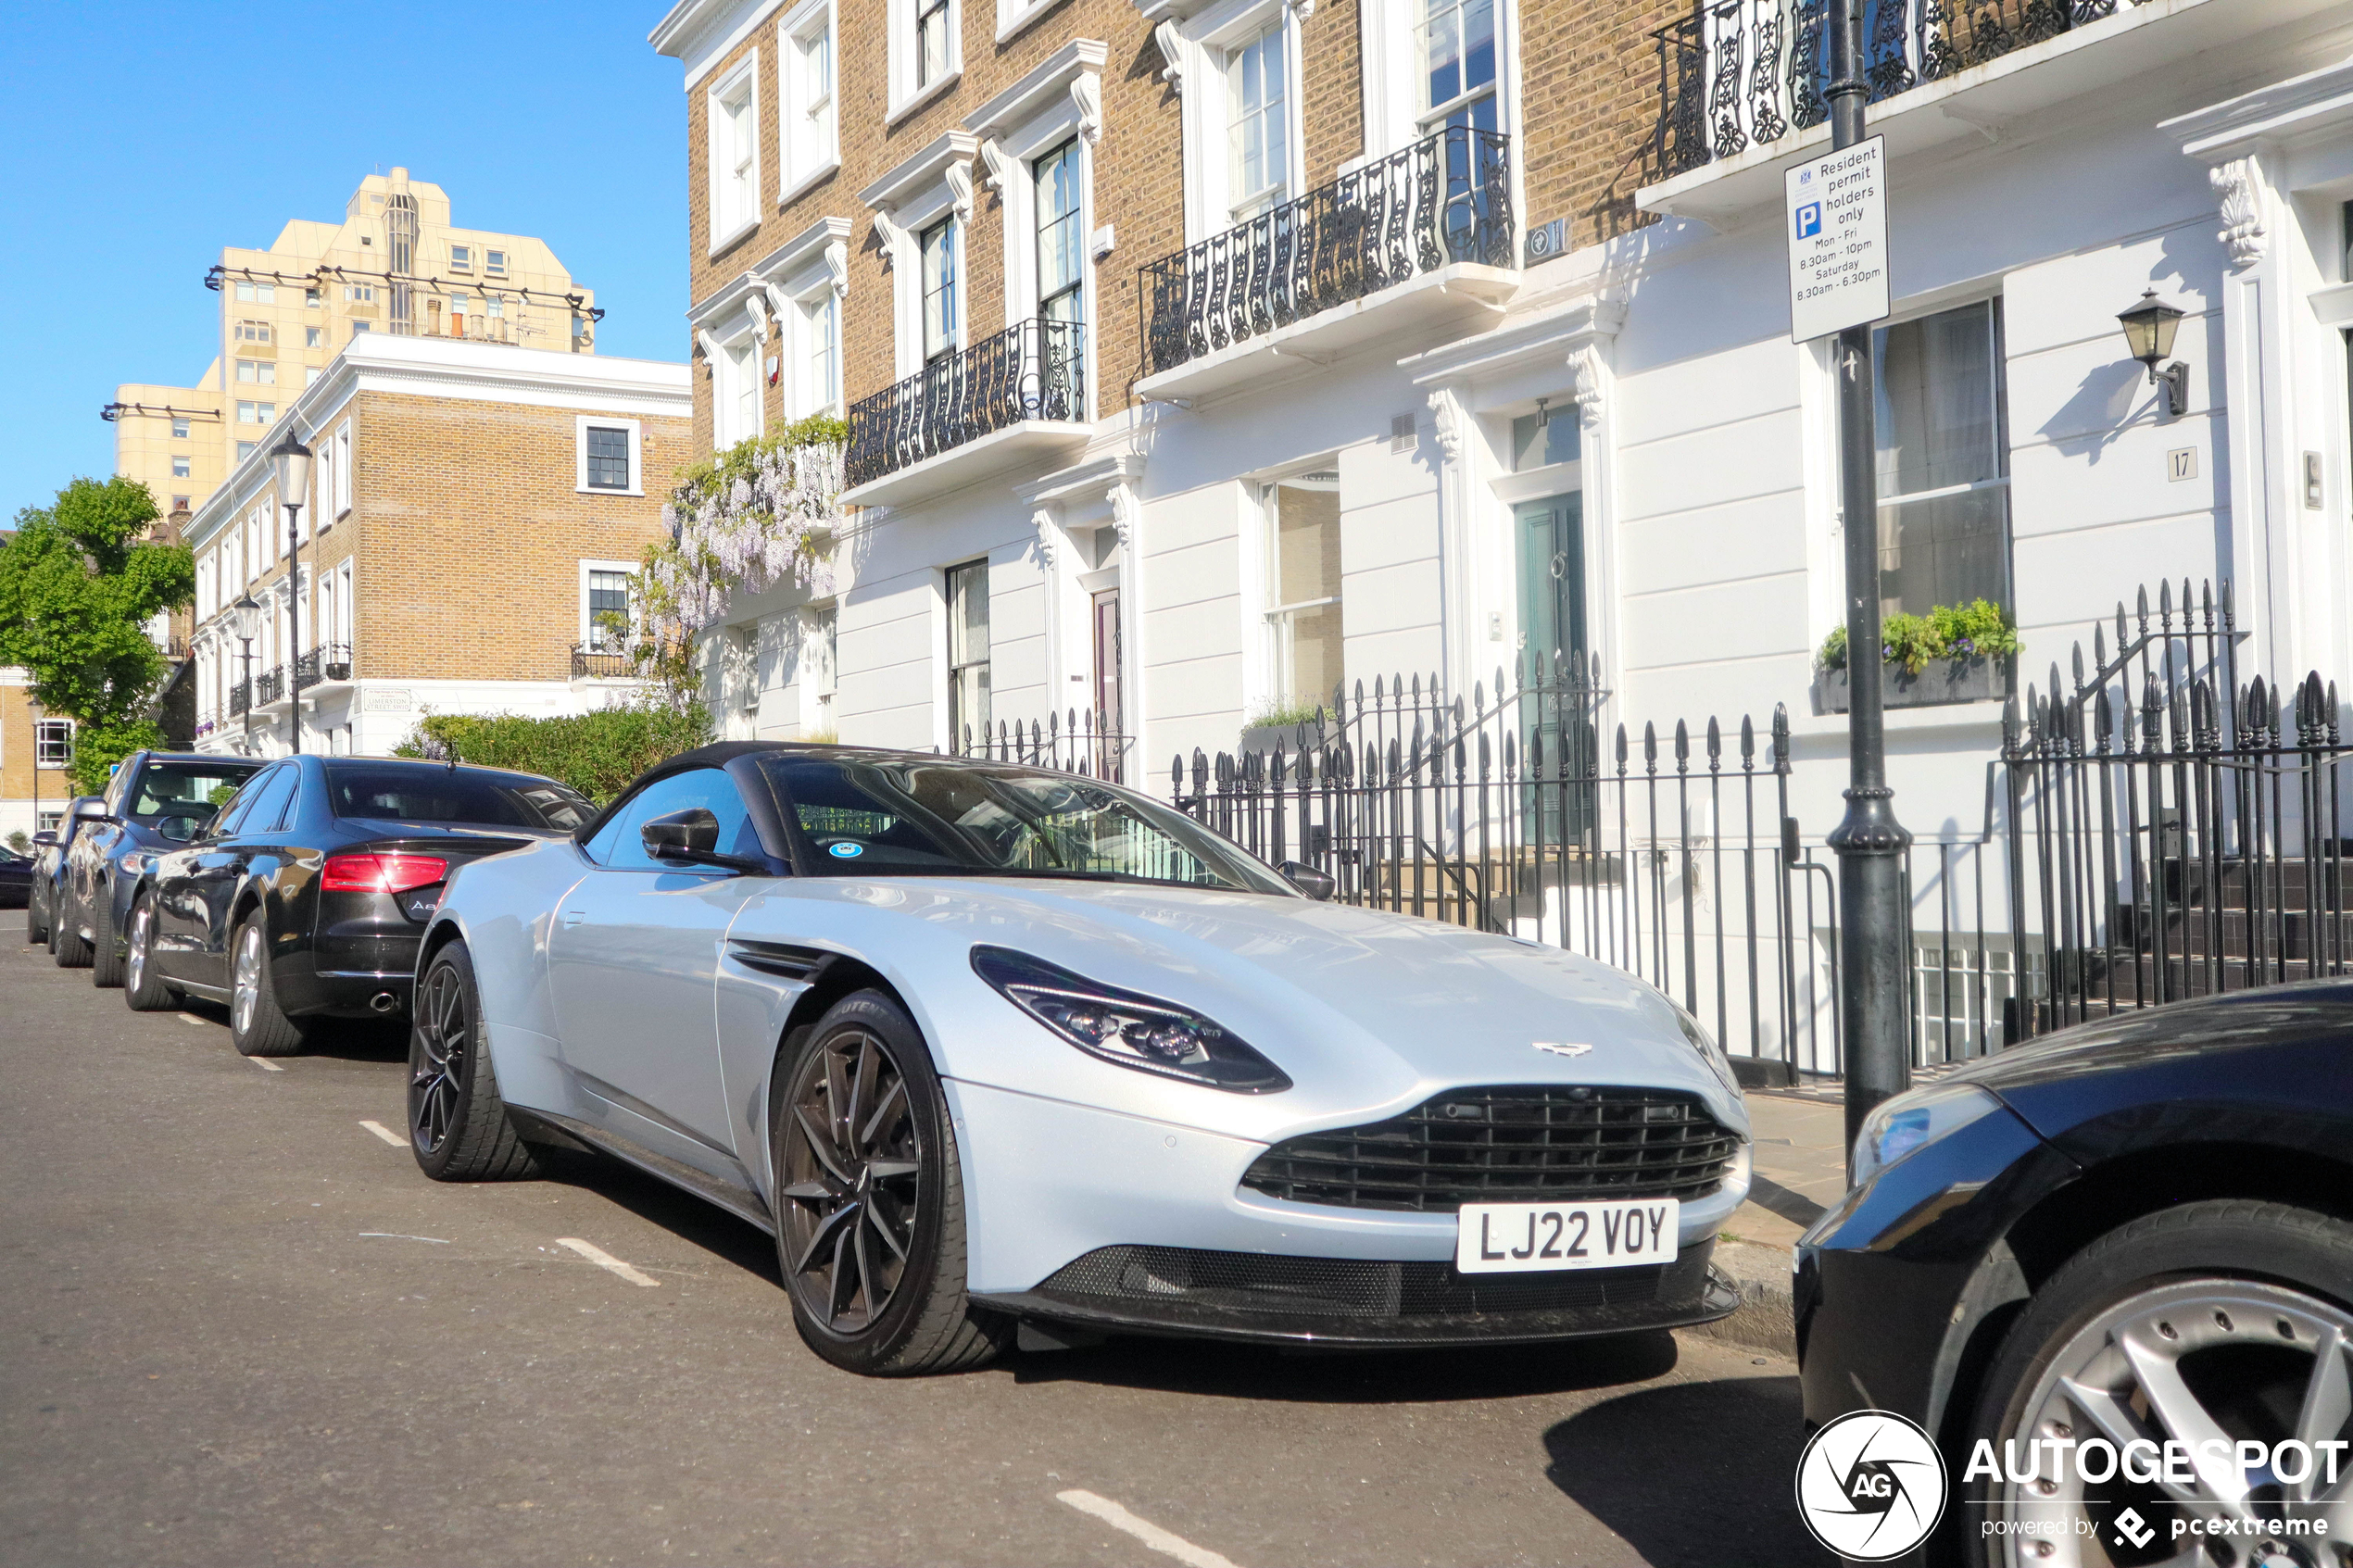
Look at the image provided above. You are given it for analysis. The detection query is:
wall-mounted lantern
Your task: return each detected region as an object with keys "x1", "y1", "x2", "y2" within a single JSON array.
[{"x1": 2118, "y1": 289, "x2": 2189, "y2": 418}]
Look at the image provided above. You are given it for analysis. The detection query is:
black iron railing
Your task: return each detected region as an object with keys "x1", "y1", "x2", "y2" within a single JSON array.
[
  {"x1": 254, "y1": 666, "x2": 285, "y2": 706},
  {"x1": 957, "y1": 708, "x2": 1130, "y2": 784},
  {"x1": 572, "y1": 644, "x2": 635, "y2": 680},
  {"x1": 295, "y1": 643, "x2": 352, "y2": 685},
  {"x1": 229, "y1": 678, "x2": 252, "y2": 717},
  {"x1": 1140, "y1": 126, "x2": 1515, "y2": 378},
  {"x1": 845, "y1": 318, "x2": 1084, "y2": 488},
  {"x1": 1173, "y1": 581, "x2": 2352, "y2": 1082},
  {"x1": 1655, "y1": 0, "x2": 2158, "y2": 180}
]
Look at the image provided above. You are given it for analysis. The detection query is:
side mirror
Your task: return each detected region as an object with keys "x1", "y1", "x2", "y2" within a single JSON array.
[
  {"x1": 641, "y1": 808, "x2": 766, "y2": 873},
  {"x1": 31, "y1": 831, "x2": 57, "y2": 847},
  {"x1": 70, "y1": 798, "x2": 110, "y2": 823},
  {"x1": 1277, "y1": 859, "x2": 1336, "y2": 901}
]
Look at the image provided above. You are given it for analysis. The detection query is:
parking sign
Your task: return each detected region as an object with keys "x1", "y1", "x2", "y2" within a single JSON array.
[{"x1": 1785, "y1": 136, "x2": 1889, "y2": 343}]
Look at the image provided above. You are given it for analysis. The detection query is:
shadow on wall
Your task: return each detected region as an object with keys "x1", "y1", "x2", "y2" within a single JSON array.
[
  {"x1": 1543, "y1": 1373, "x2": 1818, "y2": 1567},
  {"x1": 2036, "y1": 359, "x2": 2148, "y2": 465}
]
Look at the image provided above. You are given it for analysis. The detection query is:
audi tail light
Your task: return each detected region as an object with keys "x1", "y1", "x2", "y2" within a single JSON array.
[{"x1": 320, "y1": 853, "x2": 448, "y2": 895}]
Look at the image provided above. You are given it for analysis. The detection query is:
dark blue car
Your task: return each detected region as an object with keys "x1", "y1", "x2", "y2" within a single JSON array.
[{"x1": 59, "y1": 750, "x2": 266, "y2": 986}]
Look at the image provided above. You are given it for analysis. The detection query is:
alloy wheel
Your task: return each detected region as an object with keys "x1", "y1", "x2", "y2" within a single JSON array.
[
  {"x1": 231, "y1": 925, "x2": 262, "y2": 1038},
  {"x1": 409, "y1": 962, "x2": 467, "y2": 1154},
  {"x1": 127, "y1": 905, "x2": 150, "y2": 994},
  {"x1": 779, "y1": 1027, "x2": 921, "y2": 1336},
  {"x1": 1995, "y1": 1277, "x2": 2353, "y2": 1566}
]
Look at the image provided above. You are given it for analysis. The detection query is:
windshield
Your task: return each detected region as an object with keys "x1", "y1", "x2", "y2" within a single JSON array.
[
  {"x1": 128, "y1": 761, "x2": 265, "y2": 840},
  {"x1": 757, "y1": 755, "x2": 1292, "y2": 894},
  {"x1": 324, "y1": 762, "x2": 595, "y2": 833}
]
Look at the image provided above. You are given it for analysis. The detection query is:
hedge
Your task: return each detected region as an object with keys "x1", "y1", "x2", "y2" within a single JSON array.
[{"x1": 394, "y1": 703, "x2": 711, "y2": 804}]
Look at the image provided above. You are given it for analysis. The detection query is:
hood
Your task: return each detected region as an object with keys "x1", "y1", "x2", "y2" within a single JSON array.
[{"x1": 781, "y1": 875, "x2": 1749, "y2": 1135}]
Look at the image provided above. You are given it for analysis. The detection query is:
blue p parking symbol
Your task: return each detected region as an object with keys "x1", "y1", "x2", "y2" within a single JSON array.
[{"x1": 1795, "y1": 202, "x2": 1822, "y2": 240}]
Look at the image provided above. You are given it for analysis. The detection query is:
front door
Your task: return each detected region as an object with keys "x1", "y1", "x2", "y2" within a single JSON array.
[
  {"x1": 1091, "y1": 587, "x2": 1122, "y2": 780},
  {"x1": 1515, "y1": 493, "x2": 1592, "y2": 837},
  {"x1": 548, "y1": 767, "x2": 769, "y2": 1178}
]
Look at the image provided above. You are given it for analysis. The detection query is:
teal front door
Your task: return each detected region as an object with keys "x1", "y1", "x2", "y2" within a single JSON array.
[{"x1": 1516, "y1": 492, "x2": 1592, "y2": 837}]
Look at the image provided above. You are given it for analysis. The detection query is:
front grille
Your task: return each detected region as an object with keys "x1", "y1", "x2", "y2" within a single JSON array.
[
  {"x1": 1241, "y1": 1085, "x2": 1738, "y2": 1213},
  {"x1": 1035, "y1": 1243, "x2": 1711, "y2": 1325}
]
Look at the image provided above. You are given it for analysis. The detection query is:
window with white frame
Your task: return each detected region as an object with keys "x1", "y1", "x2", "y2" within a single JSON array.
[
  {"x1": 34, "y1": 718, "x2": 73, "y2": 768},
  {"x1": 450, "y1": 245, "x2": 472, "y2": 271},
  {"x1": 1418, "y1": 0, "x2": 1497, "y2": 132},
  {"x1": 888, "y1": 0, "x2": 959, "y2": 112},
  {"x1": 235, "y1": 359, "x2": 275, "y2": 384},
  {"x1": 709, "y1": 61, "x2": 761, "y2": 246},
  {"x1": 486, "y1": 249, "x2": 507, "y2": 276},
  {"x1": 234, "y1": 320, "x2": 271, "y2": 344},
  {"x1": 171, "y1": 417, "x2": 190, "y2": 439},
  {"x1": 916, "y1": 0, "x2": 950, "y2": 87},
  {"x1": 716, "y1": 337, "x2": 762, "y2": 447},
  {"x1": 236, "y1": 402, "x2": 276, "y2": 425},
  {"x1": 801, "y1": 293, "x2": 840, "y2": 415},
  {"x1": 237, "y1": 441, "x2": 258, "y2": 462},
  {"x1": 1265, "y1": 481, "x2": 1343, "y2": 710},
  {"x1": 1226, "y1": 23, "x2": 1290, "y2": 222},
  {"x1": 1870, "y1": 299, "x2": 2011, "y2": 619},
  {"x1": 334, "y1": 564, "x2": 353, "y2": 659},
  {"x1": 172, "y1": 456, "x2": 191, "y2": 480},
  {"x1": 344, "y1": 284, "x2": 375, "y2": 303},
  {"x1": 945, "y1": 559, "x2": 990, "y2": 745},
  {"x1": 233, "y1": 281, "x2": 275, "y2": 304},
  {"x1": 780, "y1": 1, "x2": 838, "y2": 194},
  {"x1": 920, "y1": 217, "x2": 959, "y2": 364},
  {"x1": 1035, "y1": 139, "x2": 1083, "y2": 332},
  {"x1": 305, "y1": 326, "x2": 322, "y2": 348},
  {"x1": 585, "y1": 567, "x2": 634, "y2": 653},
  {"x1": 576, "y1": 417, "x2": 643, "y2": 495},
  {"x1": 333, "y1": 420, "x2": 353, "y2": 516},
  {"x1": 805, "y1": 605, "x2": 837, "y2": 732}
]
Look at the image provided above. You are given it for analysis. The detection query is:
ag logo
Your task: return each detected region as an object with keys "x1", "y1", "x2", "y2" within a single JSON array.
[
  {"x1": 1532, "y1": 1042, "x2": 1592, "y2": 1059},
  {"x1": 1794, "y1": 1409, "x2": 1946, "y2": 1561}
]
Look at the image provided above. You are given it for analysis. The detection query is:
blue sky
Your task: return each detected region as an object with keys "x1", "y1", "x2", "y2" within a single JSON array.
[{"x1": 0, "y1": 1, "x2": 686, "y2": 522}]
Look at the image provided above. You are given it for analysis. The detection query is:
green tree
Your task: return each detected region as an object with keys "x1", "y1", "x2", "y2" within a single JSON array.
[{"x1": 0, "y1": 476, "x2": 194, "y2": 793}]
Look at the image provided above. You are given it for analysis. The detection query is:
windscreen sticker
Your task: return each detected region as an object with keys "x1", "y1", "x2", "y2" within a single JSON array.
[{"x1": 827, "y1": 842, "x2": 865, "y2": 858}]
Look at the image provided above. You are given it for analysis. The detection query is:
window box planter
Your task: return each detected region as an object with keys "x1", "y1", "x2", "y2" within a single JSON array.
[
  {"x1": 1239, "y1": 721, "x2": 1326, "y2": 758},
  {"x1": 1812, "y1": 656, "x2": 2008, "y2": 715}
]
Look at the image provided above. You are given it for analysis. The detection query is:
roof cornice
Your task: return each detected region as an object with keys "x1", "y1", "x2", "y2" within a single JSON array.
[{"x1": 649, "y1": 0, "x2": 787, "y2": 89}]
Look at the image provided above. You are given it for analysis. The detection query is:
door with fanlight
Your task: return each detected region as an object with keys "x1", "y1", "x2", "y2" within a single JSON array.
[{"x1": 1515, "y1": 491, "x2": 1592, "y2": 837}]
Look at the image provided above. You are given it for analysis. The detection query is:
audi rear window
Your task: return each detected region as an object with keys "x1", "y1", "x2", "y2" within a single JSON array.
[{"x1": 323, "y1": 763, "x2": 592, "y2": 831}]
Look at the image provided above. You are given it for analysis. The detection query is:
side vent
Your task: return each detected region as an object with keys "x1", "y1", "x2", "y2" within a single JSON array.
[{"x1": 725, "y1": 939, "x2": 831, "y2": 982}]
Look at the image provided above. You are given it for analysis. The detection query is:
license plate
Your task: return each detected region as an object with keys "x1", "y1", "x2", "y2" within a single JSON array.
[{"x1": 1454, "y1": 1198, "x2": 1681, "y2": 1274}]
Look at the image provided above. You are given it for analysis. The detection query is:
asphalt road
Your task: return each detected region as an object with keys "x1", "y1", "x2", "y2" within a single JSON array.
[{"x1": 1, "y1": 935, "x2": 1825, "y2": 1568}]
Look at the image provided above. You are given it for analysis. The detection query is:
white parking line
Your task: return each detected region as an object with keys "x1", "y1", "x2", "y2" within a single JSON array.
[
  {"x1": 178, "y1": 1014, "x2": 210, "y2": 1029},
  {"x1": 1056, "y1": 1491, "x2": 1240, "y2": 1568},
  {"x1": 245, "y1": 1057, "x2": 284, "y2": 1073},
  {"x1": 359, "y1": 1233, "x2": 450, "y2": 1244},
  {"x1": 554, "y1": 1237, "x2": 661, "y2": 1288},
  {"x1": 358, "y1": 1120, "x2": 407, "y2": 1148}
]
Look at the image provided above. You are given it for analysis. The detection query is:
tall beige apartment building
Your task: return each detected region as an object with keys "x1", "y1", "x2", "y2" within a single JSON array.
[{"x1": 109, "y1": 168, "x2": 600, "y2": 519}]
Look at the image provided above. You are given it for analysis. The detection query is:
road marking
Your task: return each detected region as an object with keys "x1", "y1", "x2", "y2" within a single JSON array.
[
  {"x1": 178, "y1": 1014, "x2": 211, "y2": 1028},
  {"x1": 246, "y1": 1057, "x2": 284, "y2": 1073},
  {"x1": 1056, "y1": 1491, "x2": 1240, "y2": 1568},
  {"x1": 555, "y1": 1237, "x2": 661, "y2": 1288},
  {"x1": 358, "y1": 1120, "x2": 407, "y2": 1148},
  {"x1": 359, "y1": 1233, "x2": 450, "y2": 1244}
]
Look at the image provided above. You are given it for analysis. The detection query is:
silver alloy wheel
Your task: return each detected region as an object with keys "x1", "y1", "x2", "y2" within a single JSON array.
[
  {"x1": 1995, "y1": 1276, "x2": 2353, "y2": 1566},
  {"x1": 127, "y1": 904, "x2": 150, "y2": 993},
  {"x1": 232, "y1": 923, "x2": 262, "y2": 1038}
]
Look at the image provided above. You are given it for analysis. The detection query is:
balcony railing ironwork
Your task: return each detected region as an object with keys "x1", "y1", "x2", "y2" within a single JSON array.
[
  {"x1": 295, "y1": 643, "x2": 353, "y2": 685},
  {"x1": 1653, "y1": 0, "x2": 2157, "y2": 180},
  {"x1": 229, "y1": 679, "x2": 252, "y2": 717},
  {"x1": 844, "y1": 318, "x2": 1085, "y2": 489},
  {"x1": 1140, "y1": 126, "x2": 1515, "y2": 378},
  {"x1": 572, "y1": 644, "x2": 635, "y2": 680},
  {"x1": 254, "y1": 666, "x2": 285, "y2": 706}
]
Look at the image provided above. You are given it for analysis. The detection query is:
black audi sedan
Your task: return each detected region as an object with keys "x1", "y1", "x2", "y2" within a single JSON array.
[
  {"x1": 29, "y1": 796, "x2": 105, "y2": 957},
  {"x1": 58, "y1": 750, "x2": 266, "y2": 989},
  {"x1": 0, "y1": 844, "x2": 31, "y2": 909},
  {"x1": 124, "y1": 754, "x2": 592, "y2": 1055},
  {"x1": 1795, "y1": 984, "x2": 2353, "y2": 1562}
]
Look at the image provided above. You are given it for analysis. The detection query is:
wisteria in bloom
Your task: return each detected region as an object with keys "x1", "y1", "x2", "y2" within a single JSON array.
[{"x1": 640, "y1": 434, "x2": 844, "y2": 647}]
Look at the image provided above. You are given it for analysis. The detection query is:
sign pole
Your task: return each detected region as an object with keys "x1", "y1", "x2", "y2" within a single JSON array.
[{"x1": 1820, "y1": 0, "x2": 1911, "y2": 1148}]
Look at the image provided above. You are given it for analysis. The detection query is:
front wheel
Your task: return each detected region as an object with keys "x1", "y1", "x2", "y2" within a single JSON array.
[
  {"x1": 772, "y1": 990, "x2": 1010, "y2": 1376},
  {"x1": 408, "y1": 942, "x2": 538, "y2": 1182},
  {"x1": 52, "y1": 891, "x2": 93, "y2": 969},
  {"x1": 123, "y1": 896, "x2": 179, "y2": 1011},
  {"x1": 1964, "y1": 1199, "x2": 2353, "y2": 1563}
]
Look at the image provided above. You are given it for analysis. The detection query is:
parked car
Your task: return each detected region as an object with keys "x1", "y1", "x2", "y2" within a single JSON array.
[
  {"x1": 1794, "y1": 984, "x2": 2353, "y2": 1561},
  {"x1": 28, "y1": 797, "x2": 105, "y2": 959},
  {"x1": 409, "y1": 742, "x2": 1754, "y2": 1375},
  {"x1": 123, "y1": 754, "x2": 593, "y2": 1055},
  {"x1": 60, "y1": 750, "x2": 266, "y2": 989},
  {"x1": 0, "y1": 844, "x2": 32, "y2": 909}
]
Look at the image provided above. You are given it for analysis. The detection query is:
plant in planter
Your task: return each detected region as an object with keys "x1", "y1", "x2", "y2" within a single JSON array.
[
  {"x1": 1815, "y1": 598, "x2": 2020, "y2": 712},
  {"x1": 1238, "y1": 698, "x2": 1332, "y2": 755}
]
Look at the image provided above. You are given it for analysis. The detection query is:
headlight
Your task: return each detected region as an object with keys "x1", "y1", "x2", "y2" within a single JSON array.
[
  {"x1": 119, "y1": 852, "x2": 153, "y2": 875},
  {"x1": 1662, "y1": 993, "x2": 1741, "y2": 1096},
  {"x1": 1849, "y1": 1083, "x2": 2004, "y2": 1189},
  {"x1": 970, "y1": 946, "x2": 1291, "y2": 1094}
]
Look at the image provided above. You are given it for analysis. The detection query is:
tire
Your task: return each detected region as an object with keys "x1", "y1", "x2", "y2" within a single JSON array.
[
  {"x1": 122, "y1": 895, "x2": 179, "y2": 1012},
  {"x1": 26, "y1": 890, "x2": 47, "y2": 947},
  {"x1": 407, "y1": 942, "x2": 539, "y2": 1182},
  {"x1": 90, "y1": 886, "x2": 125, "y2": 987},
  {"x1": 52, "y1": 890, "x2": 93, "y2": 969},
  {"x1": 228, "y1": 910, "x2": 310, "y2": 1057},
  {"x1": 771, "y1": 990, "x2": 1012, "y2": 1376},
  {"x1": 1963, "y1": 1199, "x2": 2353, "y2": 1563}
]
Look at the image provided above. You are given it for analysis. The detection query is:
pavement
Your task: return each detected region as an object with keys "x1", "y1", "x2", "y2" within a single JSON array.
[
  {"x1": 2, "y1": 935, "x2": 1835, "y2": 1568},
  {"x1": 1701, "y1": 1090, "x2": 1850, "y2": 1359}
]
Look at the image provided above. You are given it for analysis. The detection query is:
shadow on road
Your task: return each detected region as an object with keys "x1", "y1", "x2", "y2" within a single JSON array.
[
  {"x1": 1542, "y1": 1374, "x2": 1818, "y2": 1566},
  {"x1": 533, "y1": 1147, "x2": 782, "y2": 1286},
  {"x1": 1011, "y1": 1326, "x2": 1681, "y2": 1403}
]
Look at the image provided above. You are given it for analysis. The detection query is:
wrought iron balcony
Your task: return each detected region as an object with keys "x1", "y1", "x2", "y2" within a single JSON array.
[
  {"x1": 294, "y1": 643, "x2": 353, "y2": 685},
  {"x1": 254, "y1": 666, "x2": 285, "y2": 706},
  {"x1": 1140, "y1": 127, "x2": 1515, "y2": 382},
  {"x1": 572, "y1": 643, "x2": 635, "y2": 680},
  {"x1": 1654, "y1": 0, "x2": 2158, "y2": 180},
  {"x1": 844, "y1": 318, "x2": 1085, "y2": 494},
  {"x1": 229, "y1": 678, "x2": 252, "y2": 717}
]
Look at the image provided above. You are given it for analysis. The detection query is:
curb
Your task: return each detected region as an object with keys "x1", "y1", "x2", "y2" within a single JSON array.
[{"x1": 1691, "y1": 1239, "x2": 1796, "y2": 1358}]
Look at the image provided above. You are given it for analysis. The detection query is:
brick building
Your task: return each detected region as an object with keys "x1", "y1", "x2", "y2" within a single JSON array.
[{"x1": 182, "y1": 334, "x2": 691, "y2": 759}]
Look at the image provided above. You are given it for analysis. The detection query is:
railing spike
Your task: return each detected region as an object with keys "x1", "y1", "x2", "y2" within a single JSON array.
[
  {"x1": 1771, "y1": 702, "x2": 1789, "y2": 767},
  {"x1": 2002, "y1": 694, "x2": 2020, "y2": 753},
  {"x1": 2135, "y1": 583, "x2": 2149, "y2": 628},
  {"x1": 1616, "y1": 723, "x2": 1629, "y2": 769},
  {"x1": 1643, "y1": 721, "x2": 1658, "y2": 771},
  {"x1": 2070, "y1": 642, "x2": 2084, "y2": 688},
  {"x1": 1739, "y1": 712, "x2": 1755, "y2": 763},
  {"x1": 2158, "y1": 579, "x2": 2173, "y2": 619}
]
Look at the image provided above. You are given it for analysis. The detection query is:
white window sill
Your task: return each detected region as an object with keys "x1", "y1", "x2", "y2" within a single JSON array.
[
  {"x1": 707, "y1": 214, "x2": 762, "y2": 259},
  {"x1": 994, "y1": 0, "x2": 1071, "y2": 44},
  {"x1": 886, "y1": 69, "x2": 961, "y2": 128},
  {"x1": 577, "y1": 484, "x2": 646, "y2": 498},
  {"x1": 334, "y1": 505, "x2": 352, "y2": 522},
  {"x1": 778, "y1": 157, "x2": 842, "y2": 209}
]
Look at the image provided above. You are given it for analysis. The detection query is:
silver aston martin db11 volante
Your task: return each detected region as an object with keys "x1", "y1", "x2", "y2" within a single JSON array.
[{"x1": 409, "y1": 742, "x2": 1754, "y2": 1374}]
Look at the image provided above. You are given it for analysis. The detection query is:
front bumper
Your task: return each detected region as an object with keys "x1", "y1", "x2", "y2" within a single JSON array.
[{"x1": 947, "y1": 1075, "x2": 1749, "y2": 1345}]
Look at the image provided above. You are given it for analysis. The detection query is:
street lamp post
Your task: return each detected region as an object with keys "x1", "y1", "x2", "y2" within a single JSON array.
[
  {"x1": 27, "y1": 695, "x2": 43, "y2": 839},
  {"x1": 231, "y1": 594, "x2": 262, "y2": 754},
  {"x1": 1822, "y1": 0, "x2": 1913, "y2": 1148},
  {"x1": 267, "y1": 430, "x2": 316, "y2": 756}
]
